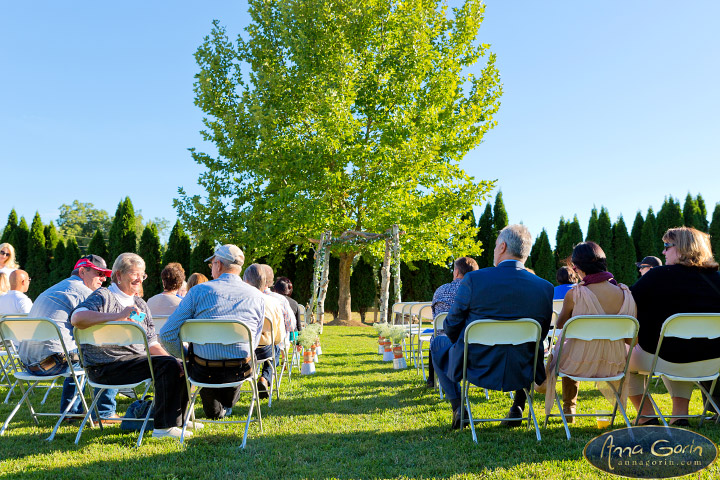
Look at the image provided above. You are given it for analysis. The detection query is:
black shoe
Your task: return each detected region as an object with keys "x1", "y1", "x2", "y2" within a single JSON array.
[
  {"x1": 638, "y1": 418, "x2": 660, "y2": 426},
  {"x1": 257, "y1": 378, "x2": 270, "y2": 399},
  {"x1": 426, "y1": 378, "x2": 435, "y2": 389},
  {"x1": 501, "y1": 406, "x2": 524, "y2": 428},
  {"x1": 451, "y1": 408, "x2": 470, "y2": 430}
]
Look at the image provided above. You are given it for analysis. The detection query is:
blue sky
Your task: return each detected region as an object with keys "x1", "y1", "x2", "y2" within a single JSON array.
[{"x1": 2, "y1": 1, "x2": 718, "y2": 247}]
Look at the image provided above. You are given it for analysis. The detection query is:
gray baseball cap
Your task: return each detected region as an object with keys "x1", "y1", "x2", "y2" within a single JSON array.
[{"x1": 204, "y1": 244, "x2": 245, "y2": 266}]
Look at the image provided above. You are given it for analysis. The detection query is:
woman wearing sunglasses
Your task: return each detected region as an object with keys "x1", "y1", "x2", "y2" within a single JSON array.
[
  {"x1": 0, "y1": 243, "x2": 19, "y2": 296},
  {"x1": 627, "y1": 227, "x2": 720, "y2": 425}
]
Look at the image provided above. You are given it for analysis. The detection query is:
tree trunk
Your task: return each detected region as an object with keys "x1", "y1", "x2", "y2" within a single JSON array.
[{"x1": 338, "y1": 251, "x2": 356, "y2": 321}]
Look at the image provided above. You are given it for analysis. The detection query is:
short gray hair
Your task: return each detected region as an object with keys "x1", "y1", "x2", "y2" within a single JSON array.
[
  {"x1": 111, "y1": 253, "x2": 146, "y2": 284},
  {"x1": 261, "y1": 264, "x2": 274, "y2": 289},
  {"x1": 217, "y1": 256, "x2": 242, "y2": 273},
  {"x1": 497, "y1": 224, "x2": 532, "y2": 261},
  {"x1": 242, "y1": 263, "x2": 266, "y2": 290}
]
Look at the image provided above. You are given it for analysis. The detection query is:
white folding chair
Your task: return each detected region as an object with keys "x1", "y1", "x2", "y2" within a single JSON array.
[
  {"x1": 73, "y1": 321, "x2": 154, "y2": 447},
  {"x1": 406, "y1": 302, "x2": 430, "y2": 366},
  {"x1": 635, "y1": 313, "x2": 720, "y2": 427},
  {"x1": 297, "y1": 304, "x2": 307, "y2": 329},
  {"x1": 544, "y1": 315, "x2": 639, "y2": 439},
  {"x1": 152, "y1": 315, "x2": 170, "y2": 332},
  {"x1": 0, "y1": 316, "x2": 91, "y2": 441},
  {"x1": 256, "y1": 316, "x2": 280, "y2": 407},
  {"x1": 179, "y1": 319, "x2": 263, "y2": 448},
  {"x1": 391, "y1": 302, "x2": 409, "y2": 325},
  {"x1": 433, "y1": 313, "x2": 448, "y2": 398},
  {"x1": 460, "y1": 318, "x2": 543, "y2": 442},
  {"x1": 416, "y1": 304, "x2": 434, "y2": 379}
]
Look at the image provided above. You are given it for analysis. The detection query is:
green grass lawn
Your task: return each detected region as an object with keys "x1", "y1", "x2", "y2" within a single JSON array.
[{"x1": 1, "y1": 326, "x2": 719, "y2": 479}]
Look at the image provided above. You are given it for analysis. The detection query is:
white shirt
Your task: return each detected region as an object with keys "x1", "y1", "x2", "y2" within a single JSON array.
[{"x1": 0, "y1": 290, "x2": 33, "y2": 315}]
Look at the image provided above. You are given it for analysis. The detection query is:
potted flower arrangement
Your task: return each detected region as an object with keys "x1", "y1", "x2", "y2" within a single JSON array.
[
  {"x1": 388, "y1": 326, "x2": 408, "y2": 369},
  {"x1": 373, "y1": 322, "x2": 391, "y2": 355},
  {"x1": 297, "y1": 328, "x2": 317, "y2": 375},
  {"x1": 306, "y1": 323, "x2": 321, "y2": 363}
]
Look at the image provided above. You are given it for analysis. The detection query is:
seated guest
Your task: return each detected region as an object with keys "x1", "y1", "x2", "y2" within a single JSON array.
[
  {"x1": 261, "y1": 265, "x2": 296, "y2": 337},
  {"x1": 553, "y1": 266, "x2": 578, "y2": 300},
  {"x1": 431, "y1": 225, "x2": 553, "y2": 429},
  {"x1": 71, "y1": 253, "x2": 191, "y2": 439},
  {"x1": 426, "y1": 257, "x2": 479, "y2": 388},
  {"x1": 187, "y1": 273, "x2": 208, "y2": 291},
  {"x1": 273, "y1": 276, "x2": 302, "y2": 334},
  {"x1": 0, "y1": 273, "x2": 8, "y2": 296},
  {"x1": 159, "y1": 245, "x2": 265, "y2": 420},
  {"x1": 0, "y1": 243, "x2": 18, "y2": 278},
  {"x1": 636, "y1": 256, "x2": 662, "y2": 277},
  {"x1": 177, "y1": 281, "x2": 188, "y2": 298},
  {"x1": 0, "y1": 270, "x2": 32, "y2": 315},
  {"x1": 243, "y1": 264, "x2": 287, "y2": 399},
  {"x1": 539, "y1": 242, "x2": 637, "y2": 421},
  {"x1": 628, "y1": 227, "x2": 720, "y2": 426},
  {"x1": 18, "y1": 255, "x2": 118, "y2": 420},
  {"x1": 147, "y1": 262, "x2": 185, "y2": 316}
]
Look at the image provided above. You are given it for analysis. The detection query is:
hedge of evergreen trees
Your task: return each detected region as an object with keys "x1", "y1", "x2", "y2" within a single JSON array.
[{"x1": 3, "y1": 193, "x2": 719, "y2": 309}]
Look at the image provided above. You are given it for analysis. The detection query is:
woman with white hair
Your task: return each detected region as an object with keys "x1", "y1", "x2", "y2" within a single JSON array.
[
  {"x1": 0, "y1": 243, "x2": 19, "y2": 295},
  {"x1": 71, "y1": 252, "x2": 193, "y2": 440}
]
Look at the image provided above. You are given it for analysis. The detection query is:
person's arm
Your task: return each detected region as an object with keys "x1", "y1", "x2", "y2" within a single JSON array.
[
  {"x1": 19, "y1": 297, "x2": 33, "y2": 314},
  {"x1": 71, "y1": 305, "x2": 136, "y2": 329},
  {"x1": 148, "y1": 343, "x2": 170, "y2": 356},
  {"x1": 556, "y1": 288, "x2": 575, "y2": 329}
]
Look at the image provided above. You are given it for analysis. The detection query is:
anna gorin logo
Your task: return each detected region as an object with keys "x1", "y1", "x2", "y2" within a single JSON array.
[{"x1": 584, "y1": 426, "x2": 717, "y2": 479}]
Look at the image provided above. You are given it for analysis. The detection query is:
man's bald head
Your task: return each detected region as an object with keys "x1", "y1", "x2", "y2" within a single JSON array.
[{"x1": 9, "y1": 270, "x2": 30, "y2": 293}]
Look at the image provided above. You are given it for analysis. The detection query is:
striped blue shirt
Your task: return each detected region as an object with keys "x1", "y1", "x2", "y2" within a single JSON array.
[{"x1": 158, "y1": 273, "x2": 265, "y2": 360}]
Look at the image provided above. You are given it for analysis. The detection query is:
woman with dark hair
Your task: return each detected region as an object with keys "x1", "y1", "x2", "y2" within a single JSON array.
[
  {"x1": 146, "y1": 262, "x2": 185, "y2": 316},
  {"x1": 272, "y1": 277, "x2": 302, "y2": 334},
  {"x1": 627, "y1": 227, "x2": 720, "y2": 425},
  {"x1": 553, "y1": 266, "x2": 578, "y2": 300},
  {"x1": 539, "y1": 242, "x2": 637, "y2": 421}
]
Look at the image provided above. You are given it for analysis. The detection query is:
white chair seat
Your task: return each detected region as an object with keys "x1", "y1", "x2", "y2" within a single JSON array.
[{"x1": 13, "y1": 369, "x2": 85, "y2": 381}]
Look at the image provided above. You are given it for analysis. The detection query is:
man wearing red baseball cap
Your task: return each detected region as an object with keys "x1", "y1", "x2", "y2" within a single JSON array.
[{"x1": 18, "y1": 254, "x2": 119, "y2": 422}]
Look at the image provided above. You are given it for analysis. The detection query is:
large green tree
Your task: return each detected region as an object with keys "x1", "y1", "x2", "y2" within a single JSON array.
[
  {"x1": 611, "y1": 216, "x2": 636, "y2": 285},
  {"x1": 175, "y1": 0, "x2": 502, "y2": 321},
  {"x1": 1, "y1": 209, "x2": 18, "y2": 244},
  {"x1": 586, "y1": 207, "x2": 599, "y2": 243},
  {"x1": 8, "y1": 217, "x2": 29, "y2": 268},
  {"x1": 87, "y1": 229, "x2": 109, "y2": 261},
  {"x1": 696, "y1": 194, "x2": 709, "y2": 231},
  {"x1": 56, "y1": 201, "x2": 112, "y2": 250},
  {"x1": 530, "y1": 229, "x2": 555, "y2": 285},
  {"x1": 493, "y1": 191, "x2": 508, "y2": 235},
  {"x1": 710, "y1": 204, "x2": 720, "y2": 263},
  {"x1": 26, "y1": 213, "x2": 48, "y2": 298},
  {"x1": 630, "y1": 211, "x2": 644, "y2": 261},
  {"x1": 62, "y1": 237, "x2": 81, "y2": 277},
  {"x1": 475, "y1": 203, "x2": 494, "y2": 269},
  {"x1": 49, "y1": 239, "x2": 66, "y2": 286},
  {"x1": 639, "y1": 207, "x2": 659, "y2": 259},
  {"x1": 139, "y1": 223, "x2": 163, "y2": 298},
  {"x1": 108, "y1": 197, "x2": 137, "y2": 262},
  {"x1": 656, "y1": 196, "x2": 683, "y2": 238},
  {"x1": 556, "y1": 215, "x2": 582, "y2": 269},
  {"x1": 190, "y1": 238, "x2": 215, "y2": 279},
  {"x1": 164, "y1": 221, "x2": 192, "y2": 275},
  {"x1": 682, "y1": 193, "x2": 702, "y2": 230}
]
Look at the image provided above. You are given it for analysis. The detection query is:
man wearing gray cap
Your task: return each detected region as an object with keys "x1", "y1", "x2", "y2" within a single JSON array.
[{"x1": 159, "y1": 244, "x2": 266, "y2": 419}]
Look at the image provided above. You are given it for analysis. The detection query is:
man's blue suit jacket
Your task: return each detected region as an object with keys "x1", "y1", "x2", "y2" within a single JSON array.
[{"x1": 435, "y1": 260, "x2": 554, "y2": 392}]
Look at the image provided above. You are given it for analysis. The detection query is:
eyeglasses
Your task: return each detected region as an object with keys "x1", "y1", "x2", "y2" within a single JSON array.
[
  {"x1": 637, "y1": 264, "x2": 651, "y2": 269},
  {"x1": 663, "y1": 242, "x2": 676, "y2": 248},
  {"x1": 125, "y1": 271, "x2": 148, "y2": 281},
  {"x1": 0, "y1": 251, "x2": 9, "y2": 257}
]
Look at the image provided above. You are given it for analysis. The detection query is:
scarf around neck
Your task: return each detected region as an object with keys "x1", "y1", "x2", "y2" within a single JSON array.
[{"x1": 581, "y1": 271, "x2": 617, "y2": 286}]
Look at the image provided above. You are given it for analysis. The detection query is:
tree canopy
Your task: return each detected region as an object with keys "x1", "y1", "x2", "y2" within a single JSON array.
[{"x1": 175, "y1": 0, "x2": 501, "y2": 320}]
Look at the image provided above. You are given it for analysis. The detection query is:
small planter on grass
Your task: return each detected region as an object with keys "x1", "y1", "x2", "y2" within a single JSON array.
[
  {"x1": 298, "y1": 328, "x2": 317, "y2": 375},
  {"x1": 388, "y1": 326, "x2": 408, "y2": 369}
]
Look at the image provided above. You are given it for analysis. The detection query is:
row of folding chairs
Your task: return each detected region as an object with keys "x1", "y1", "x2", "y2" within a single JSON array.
[{"x1": 0, "y1": 315, "x2": 295, "y2": 448}]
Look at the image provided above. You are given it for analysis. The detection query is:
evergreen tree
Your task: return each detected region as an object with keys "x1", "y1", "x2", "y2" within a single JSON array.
[
  {"x1": 26, "y1": 213, "x2": 48, "y2": 298},
  {"x1": 531, "y1": 229, "x2": 556, "y2": 285},
  {"x1": 350, "y1": 255, "x2": 376, "y2": 322},
  {"x1": 44, "y1": 222, "x2": 60, "y2": 281},
  {"x1": 87, "y1": 229, "x2": 109, "y2": 261},
  {"x1": 586, "y1": 207, "x2": 600, "y2": 242},
  {"x1": 554, "y1": 217, "x2": 567, "y2": 268},
  {"x1": 476, "y1": 203, "x2": 494, "y2": 269},
  {"x1": 611, "y1": 216, "x2": 637, "y2": 285},
  {"x1": 656, "y1": 196, "x2": 684, "y2": 238},
  {"x1": 709, "y1": 204, "x2": 720, "y2": 263},
  {"x1": 696, "y1": 194, "x2": 709, "y2": 231},
  {"x1": 164, "y1": 220, "x2": 192, "y2": 274},
  {"x1": 190, "y1": 238, "x2": 215, "y2": 279},
  {"x1": 138, "y1": 223, "x2": 163, "y2": 298},
  {"x1": 108, "y1": 197, "x2": 137, "y2": 262},
  {"x1": 683, "y1": 193, "x2": 702, "y2": 230},
  {"x1": 493, "y1": 191, "x2": 509, "y2": 235},
  {"x1": 557, "y1": 216, "x2": 583, "y2": 269},
  {"x1": 1, "y1": 209, "x2": 18, "y2": 244},
  {"x1": 595, "y1": 207, "x2": 614, "y2": 273},
  {"x1": 8, "y1": 216, "x2": 30, "y2": 268},
  {"x1": 630, "y1": 211, "x2": 644, "y2": 261},
  {"x1": 639, "y1": 207, "x2": 659, "y2": 259},
  {"x1": 49, "y1": 239, "x2": 66, "y2": 286},
  {"x1": 62, "y1": 237, "x2": 81, "y2": 278}
]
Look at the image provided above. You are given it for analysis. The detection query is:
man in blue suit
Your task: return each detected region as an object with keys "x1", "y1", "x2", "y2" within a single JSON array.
[{"x1": 431, "y1": 224, "x2": 553, "y2": 429}]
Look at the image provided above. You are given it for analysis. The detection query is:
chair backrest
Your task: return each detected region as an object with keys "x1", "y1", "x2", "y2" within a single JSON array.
[
  {"x1": 552, "y1": 299, "x2": 564, "y2": 314},
  {"x1": 153, "y1": 315, "x2": 170, "y2": 331},
  {"x1": 0, "y1": 317, "x2": 64, "y2": 343},
  {"x1": 465, "y1": 318, "x2": 542, "y2": 346},
  {"x1": 179, "y1": 319, "x2": 253, "y2": 346},
  {"x1": 433, "y1": 312, "x2": 447, "y2": 335},
  {"x1": 660, "y1": 313, "x2": 720, "y2": 340},
  {"x1": 561, "y1": 315, "x2": 639, "y2": 342},
  {"x1": 419, "y1": 304, "x2": 433, "y2": 322},
  {"x1": 74, "y1": 321, "x2": 148, "y2": 347},
  {"x1": 297, "y1": 304, "x2": 306, "y2": 326},
  {"x1": 409, "y1": 302, "x2": 430, "y2": 318}
]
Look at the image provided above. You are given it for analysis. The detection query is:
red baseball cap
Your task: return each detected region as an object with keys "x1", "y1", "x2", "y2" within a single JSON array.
[{"x1": 73, "y1": 255, "x2": 112, "y2": 277}]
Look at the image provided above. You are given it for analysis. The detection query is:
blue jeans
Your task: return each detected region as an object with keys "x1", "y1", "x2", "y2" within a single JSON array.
[
  {"x1": 430, "y1": 335, "x2": 460, "y2": 400},
  {"x1": 26, "y1": 353, "x2": 117, "y2": 419},
  {"x1": 255, "y1": 344, "x2": 280, "y2": 384}
]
